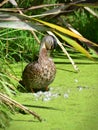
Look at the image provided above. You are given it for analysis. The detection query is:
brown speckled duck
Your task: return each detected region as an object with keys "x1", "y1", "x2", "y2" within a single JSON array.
[{"x1": 19, "y1": 35, "x2": 57, "y2": 92}]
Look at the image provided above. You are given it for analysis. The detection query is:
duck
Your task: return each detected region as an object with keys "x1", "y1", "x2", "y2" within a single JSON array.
[{"x1": 19, "y1": 35, "x2": 57, "y2": 92}]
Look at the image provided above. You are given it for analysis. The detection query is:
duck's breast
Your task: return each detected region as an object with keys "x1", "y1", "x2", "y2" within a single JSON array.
[{"x1": 22, "y1": 58, "x2": 56, "y2": 90}]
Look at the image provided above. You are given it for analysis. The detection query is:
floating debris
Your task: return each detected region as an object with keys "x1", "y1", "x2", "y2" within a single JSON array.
[
  {"x1": 64, "y1": 93, "x2": 69, "y2": 98},
  {"x1": 79, "y1": 87, "x2": 83, "y2": 91},
  {"x1": 33, "y1": 88, "x2": 60, "y2": 102},
  {"x1": 77, "y1": 86, "x2": 89, "y2": 91},
  {"x1": 42, "y1": 97, "x2": 51, "y2": 102},
  {"x1": 67, "y1": 89, "x2": 70, "y2": 93},
  {"x1": 74, "y1": 79, "x2": 78, "y2": 83}
]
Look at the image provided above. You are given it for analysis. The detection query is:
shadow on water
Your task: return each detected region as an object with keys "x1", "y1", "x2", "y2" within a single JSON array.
[
  {"x1": 55, "y1": 61, "x2": 98, "y2": 65},
  {"x1": 53, "y1": 52, "x2": 98, "y2": 63},
  {"x1": 13, "y1": 119, "x2": 39, "y2": 122},
  {"x1": 22, "y1": 104, "x2": 64, "y2": 111},
  {"x1": 56, "y1": 67, "x2": 77, "y2": 73},
  {"x1": 12, "y1": 105, "x2": 64, "y2": 122}
]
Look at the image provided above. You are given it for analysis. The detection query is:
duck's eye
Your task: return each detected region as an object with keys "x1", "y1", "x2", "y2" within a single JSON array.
[{"x1": 51, "y1": 44, "x2": 54, "y2": 49}]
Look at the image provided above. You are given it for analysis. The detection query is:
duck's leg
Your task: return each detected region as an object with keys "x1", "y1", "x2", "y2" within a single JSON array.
[
  {"x1": 31, "y1": 88, "x2": 34, "y2": 93},
  {"x1": 45, "y1": 86, "x2": 49, "y2": 91},
  {"x1": 29, "y1": 85, "x2": 34, "y2": 93},
  {"x1": 29, "y1": 86, "x2": 49, "y2": 93},
  {"x1": 41, "y1": 86, "x2": 49, "y2": 92}
]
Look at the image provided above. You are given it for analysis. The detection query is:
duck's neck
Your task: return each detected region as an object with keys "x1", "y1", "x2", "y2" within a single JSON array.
[{"x1": 38, "y1": 43, "x2": 49, "y2": 64}]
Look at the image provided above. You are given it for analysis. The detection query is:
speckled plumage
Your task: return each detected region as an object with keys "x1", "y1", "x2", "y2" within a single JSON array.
[{"x1": 20, "y1": 35, "x2": 56, "y2": 92}]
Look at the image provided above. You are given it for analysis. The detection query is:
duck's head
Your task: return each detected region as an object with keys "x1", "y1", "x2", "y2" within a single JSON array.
[{"x1": 41, "y1": 35, "x2": 57, "y2": 50}]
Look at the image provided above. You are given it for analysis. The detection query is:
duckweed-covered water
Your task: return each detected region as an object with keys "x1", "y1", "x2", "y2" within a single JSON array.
[{"x1": 6, "y1": 56, "x2": 98, "y2": 130}]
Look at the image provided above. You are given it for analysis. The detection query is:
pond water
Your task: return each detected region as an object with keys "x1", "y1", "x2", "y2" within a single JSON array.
[{"x1": 6, "y1": 57, "x2": 98, "y2": 130}]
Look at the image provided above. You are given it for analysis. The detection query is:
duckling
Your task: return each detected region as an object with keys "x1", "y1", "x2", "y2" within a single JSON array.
[{"x1": 19, "y1": 35, "x2": 57, "y2": 92}]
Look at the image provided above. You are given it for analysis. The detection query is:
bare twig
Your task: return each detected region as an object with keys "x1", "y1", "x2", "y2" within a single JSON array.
[
  {"x1": 26, "y1": 3, "x2": 64, "y2": 11},
  {"x1": 0, "y1": 4, "x2": 63, "y2": 13},
  {"x1": 0, "y1": 8, "x2": 23, "y2": 12},
  {"x1": 0, "y1": 93, "x2": 42, "y2": 122},
  {"x1": 84, "y1": 7, "x2": 98, "y2": 18},
  {"x1": 31, "y1": 31, "x2": 40, "y2": 44},
  {"x1": 0, "y1": 0, "x2": 8, "y2": 7}
]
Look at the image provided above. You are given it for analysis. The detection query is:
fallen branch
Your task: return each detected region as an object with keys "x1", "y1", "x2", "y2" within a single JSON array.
[{"x1": 0, "y1": 92, "x2": 42, "y2": 122}]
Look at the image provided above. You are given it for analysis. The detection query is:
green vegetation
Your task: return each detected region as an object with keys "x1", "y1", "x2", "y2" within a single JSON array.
[
  {"x1": 0, "y1": 29, "x2": 41, "y2": 129},
  {"x1": 0, "y1": 29, "x2": 40, "y2": 63},
  {"x1": 0, "y1": 0, "x2": 98, "y2": 129},
  {"x1": 71, "y1": 9, "x2": 98, "y2": 43}
]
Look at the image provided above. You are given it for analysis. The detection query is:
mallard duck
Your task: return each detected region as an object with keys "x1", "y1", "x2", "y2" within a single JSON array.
[{"x1": 19, "y1": 35, "x2": 57, "y2": 92}]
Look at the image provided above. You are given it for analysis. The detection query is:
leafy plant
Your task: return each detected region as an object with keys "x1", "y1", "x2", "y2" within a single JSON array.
[
  {"x1": 0, "y1": 0, "x2": 98, "y2": 129},
  {"x1": 0, "y1": 102, "x2": 12, "y2": 129}
]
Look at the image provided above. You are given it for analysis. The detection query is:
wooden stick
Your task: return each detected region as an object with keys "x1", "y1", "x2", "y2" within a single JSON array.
[{"x1": 0, "y1": 92, "x2": 42, "y2": 122}]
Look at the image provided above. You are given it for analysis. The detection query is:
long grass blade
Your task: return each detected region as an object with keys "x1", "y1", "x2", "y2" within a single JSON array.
[
  {"x1": 53, "y1": 31, "x2": 93, "y2": 60},
  {"x1": 32, "y1": 18, "x2": 98, "y2": 48}
]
